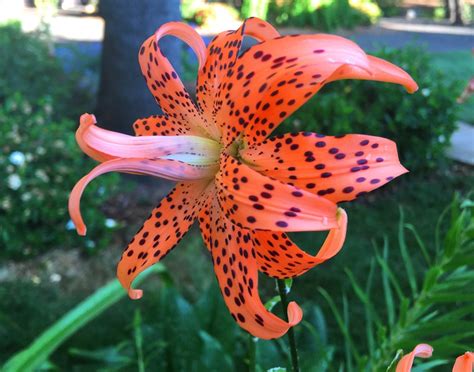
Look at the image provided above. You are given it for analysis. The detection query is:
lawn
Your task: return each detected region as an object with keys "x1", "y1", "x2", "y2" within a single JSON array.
[{"x1": 431, "y1": 50, "x2": 474, "y2": 123}]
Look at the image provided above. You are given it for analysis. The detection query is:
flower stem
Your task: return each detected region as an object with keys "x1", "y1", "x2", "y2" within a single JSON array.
[
  {"x1": 276, "y1": 279, "x2": 300, "y2": 372},
  {"x1": 248, "y1": 334, "x2": 256, "y2": 372}
]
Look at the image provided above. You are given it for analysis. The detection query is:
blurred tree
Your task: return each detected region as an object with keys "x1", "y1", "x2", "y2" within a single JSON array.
[
  {"x1": 241, "y1": 0, "x2": 270, "y2": 19},
  {"x1": 443, "y1": 0, "x2": 464, "y2": 24},
  {"x1": 97, "y1": 0, "x2": 181, "y2": 133}
]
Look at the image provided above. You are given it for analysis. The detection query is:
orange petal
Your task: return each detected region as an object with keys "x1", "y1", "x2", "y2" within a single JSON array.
[
  {"x1": 198, "y1": 196, "x2": 303, "y2": 339},
  {"x1": 76, "y1": 114, "x2": 115, "y2": 163},
  {"x1": 215, "y1": 153, "x2": 338, "y2": 231},
  {"x1": 133, "y1": 115, "x2": 197, "y2": 136},
  {"x1": 255, "y1": 208, "x2": 347, "y2": 278},
  {"x1": 78, "y1": 113, "x2": 221, "y2": 163},
  {"x1": 138, "y1": 22, "x2": 208, "y2": 137},
  {"x1": 69, "y1": 159, "x2": 216, "y2": 236},
  {"x1": 241, "y1": 132, "x2": 407, "y2": 203},
  {"x1": 117, "y1": 181, "x2": 213, "y2": 299},
  {"x1": 396, "y1": 344, "x2": 433, "y2": 372},
  {"x1": 328, "y1": 55, "x2": 418, "y2": 93},
  {"x1": 196, "y1": 17, "x2": 279, "y2": 140},
  {"x1": 213, "y1": 34, "x2": 416, "y2": 146},
  {"x1": 452, "y1": 352, "x2": 473, "y2": 372}
]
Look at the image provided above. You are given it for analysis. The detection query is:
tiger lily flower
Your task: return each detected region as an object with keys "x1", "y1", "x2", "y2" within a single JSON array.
[
  {"x1": 395, "y1": 344, "x2": 473, "y2": 372},
  {"x1": 69, "y1": 18, "x2": 417, "y2": 339}
]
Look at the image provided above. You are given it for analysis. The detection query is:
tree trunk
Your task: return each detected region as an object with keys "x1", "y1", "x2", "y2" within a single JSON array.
[
  {"x1": 448, "y1": 0, "x2": 464, "y2": 24},
  {"x1": 97, "y1": 0, "x2": 181, "y2": 133}
]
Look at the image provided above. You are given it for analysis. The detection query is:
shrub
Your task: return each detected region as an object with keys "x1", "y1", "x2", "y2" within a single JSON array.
[
  {"x1": 0, "y1": 21, "x2": 94, "y2": 120},
  {"x1": 280, "y1": 46, "x2": 460, "y2": 171},
  {"x1": 181, "y1": 1, "x2": 241, "y2": 28},
  {"x1": 0, "y1": 94, "x2": 120, "y2": 259},
  {"x1": 267, "y1": 0, "x2": 381, "y2": 31}
]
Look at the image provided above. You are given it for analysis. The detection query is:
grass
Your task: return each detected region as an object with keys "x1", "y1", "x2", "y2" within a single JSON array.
[{"x1": 431, "y1": 51, "x2": 474, "y2": 124}]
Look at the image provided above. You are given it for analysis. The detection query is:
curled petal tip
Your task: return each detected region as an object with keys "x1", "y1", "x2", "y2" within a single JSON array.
[
  {"x1": 406, "y1": 80, "x2": 419, "y2": 94},
  {"x1": 128, "y1": 288, "x2": 143, "y2": 300},
  {"x1": 76, "y1": 225, "x2": 87, "y2": 236},
  {"x1": 287, "y1": 301, "x2": 303, "y2": 326},
  {"x1": 80, "y1": 113, "x2": 96, "y2": 126}
]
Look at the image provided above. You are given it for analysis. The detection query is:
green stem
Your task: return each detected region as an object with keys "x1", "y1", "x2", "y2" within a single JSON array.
[
  {"x1": 248, "y1": 334, "x2": 256, "y2": 372},
  {"x1": 276, "y1": 279, "x2": 300, "y2": 372}
]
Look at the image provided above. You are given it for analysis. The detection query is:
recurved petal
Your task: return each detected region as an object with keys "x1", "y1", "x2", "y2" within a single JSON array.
[
  {"x1": 241, "y1": 132, "x2": 407, "y2": 203},
  {"x1": 215, "y1": 153, "x2": 338, "y2": 231},
  {"x1": 196, "y1": 17, "x2": 279, "y2": 140},
  {"x1": 69, "y1": 158, "x2": 216, "y2": 236},
  {"x1": 452, "y1": 352, "x2": 473, "y2": 372},
  {"x1": 199, "y1": 196, "x2": 303, "y2": 339},
  {"x1": 255, "y1": 208, "x2": 347, "y2": 278},
  {"x1": 395, "y1": 344, "x2": 433, "y2": 372},
  {"x1": 138, "y1": 22, "x2": 208, "y2": 136},
  {"x1": 118, "y1": 181, "x2": 213, "y2": 299},
  {"x1": 78, "y1": 113, "x2": 221, "y2": 165},
  {"x1": 214, "y1": 33, "x2": 416, "y2": 146},
  {"x1": 215, "y1": 34, "x2": 369, "y2": 145}
]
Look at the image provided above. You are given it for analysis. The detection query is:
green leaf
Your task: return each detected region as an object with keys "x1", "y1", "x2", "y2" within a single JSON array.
[
  {"x1": 398, "y1": 206, "x2": 418, "y2": 297},
  {"x1": 267, "y1": 368, "x2": 287, "y2": 372},
  {"x1": 318, "y1": 288, "x2": 361, "y2": 365},
  {"x1": 283, "y1": 278, "x2": 293, "y2": 294},
  {"x1": 2, "y1": 264, "x2": 165, "y2": 372},
  {"x1": 133, "y1": 310, "x2": 145, "y2": 372},
  {"x1": 265, "y1": 295, "x2": 281, "y2": 312}
]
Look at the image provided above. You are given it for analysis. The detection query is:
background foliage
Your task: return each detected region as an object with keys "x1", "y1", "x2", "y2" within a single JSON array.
[{"x1": 0, "y1": 22, "x2": 119, "y2": 258}]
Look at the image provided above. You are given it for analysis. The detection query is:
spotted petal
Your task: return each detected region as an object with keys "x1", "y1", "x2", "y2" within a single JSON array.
[
  {"x1": 255, "y1": 208, "x2": 347, "y2": 278},
  {"x1": 214, "y1": 33, "x2": 417, "y2": 146},
  {"x1": 69, "y1": 159, "x2": 216, "y2": 236},
  {"x1": 396, "y1": 344, "x2": 433, "y2": 372},
  {"x1": 133, "y1": 114, "x2": 196, "y2": 136},
  {"x1": 196, "y1": 17, "x2": 279, "y2": 140},
  {"x1": 215, "y1": 153, "x2": 338, "y2": 231},
  {"x1": 199, "y1": 196, "x2": 303, "y2": 339},
  {"x1": 117, "y1": 181, "x2": 213, "y2": 299},
  {"x1": 241, "y1": 132, "x2": 407, "y2": 203},
  {"x1": 138, "y1": 22, "x2": 208, "y2": 136}
]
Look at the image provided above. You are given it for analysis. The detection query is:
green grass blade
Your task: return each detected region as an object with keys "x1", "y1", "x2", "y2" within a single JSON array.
[
  {"x1": 134, "y1": 309, "x2": 145, "y2": 372},
  {"x1": 3, "y1": 264, "x2": 165, "y2": 372},
  {"x1": 398, "y1": 206, "x2": 418, "y2": 297},
  {"x1": 404, "y1": 223, "x2": 431, "y2": 266},
  {"x1": 379, "y1": 239, "x2": 395, "y2": 327},
  {"x1": 318, "y1": 288, "x2": 361, "y2": 364}
]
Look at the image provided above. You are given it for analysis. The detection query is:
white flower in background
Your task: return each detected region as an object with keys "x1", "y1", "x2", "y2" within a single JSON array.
[
  {"x1": 26, "y1": 153, "x2": 33, "y2": 161},
  {"x1": 1, "y1": 198, "x2": 12, "y2": 210},
  {"x1": 105, "y1": 218, "x2": 118, "y2": 228},
  {"x1": 21, "y1": 192, "x2": 32, "y2": 202},
  {"x1": 66, "y1": 220, "x2": 76, "y2": 230},
  {"x1": 22, "y1": 102, "x2": 32, "y2": 114},
  {"x1": 7, "y1": 174, "x2": 22, "y2": 190},
  {"x1": 98, "y1": 186, "x2": 105, "y2": 196},
  {"x1": 36, "y1": 147, "x2": 46, "y2": 156},
  {"x1": 44, "y1": 104, "x2": 53, "y2": 115},
  {"x1": 86, "y1": 240, "x2": 96, "y2": 249},
  {"x1": 49, "y1": 273, "x2": 62, "y2": 283},
  {"x1": 35, "y1": 169, "x2": 49, "y2": 182},
  {"x1": 422, "y1": 88, "x2": 431, "y2": 97},
  {"x1": 36, "y1": 117, "x2": 45, "y2": 125},
  {"x1": 6, "y1": 165, "x2": 14, "y2": 173},
  {"x1": 54, "y1": 140, "x2": 65, "y2": 149},
  {"x1": 9, "y1": 151, "x2": 26, "y2": 166}
]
